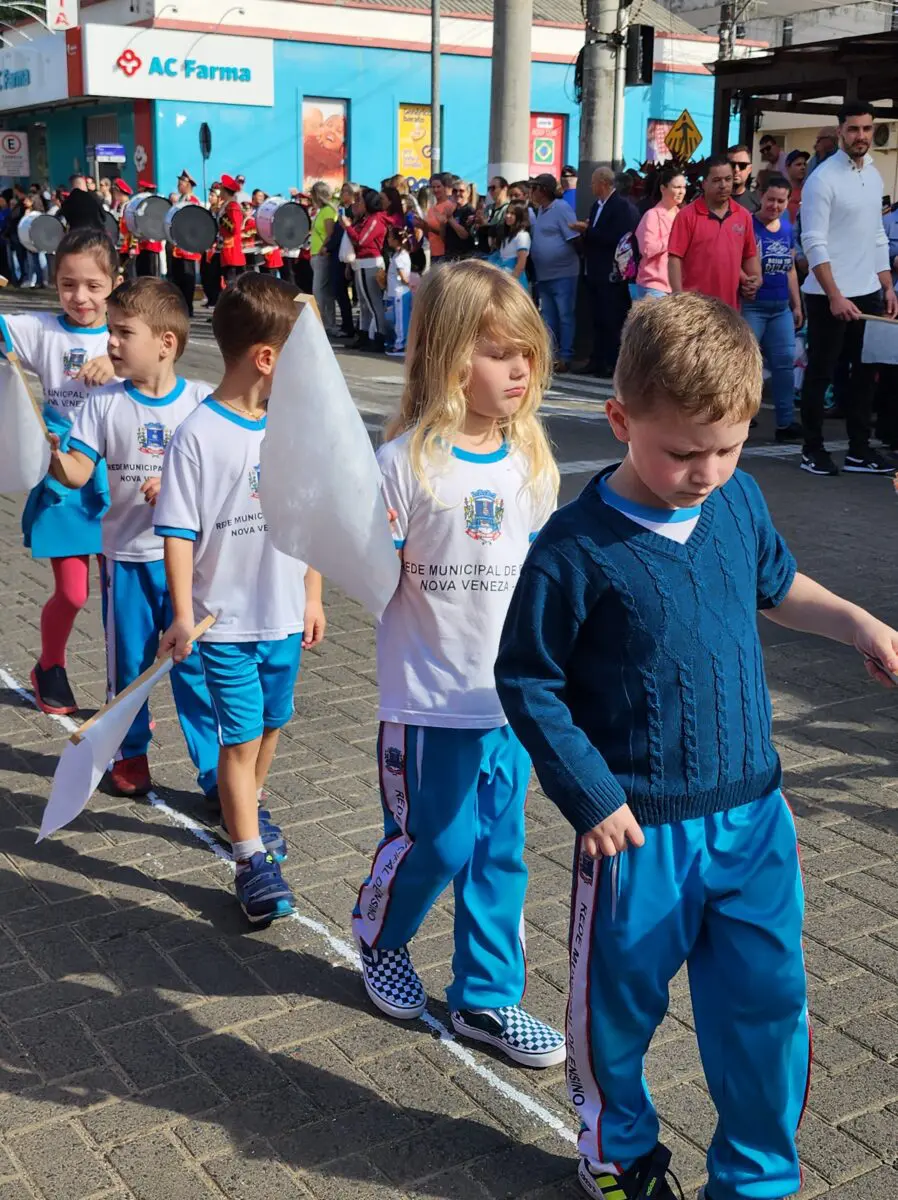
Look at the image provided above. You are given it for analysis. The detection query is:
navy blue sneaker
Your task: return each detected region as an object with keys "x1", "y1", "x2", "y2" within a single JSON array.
[
  {"x1": 234, "y1": 852, "x2": 295, "y2": 925},
  {"x1": 221, "y1": 809, "x2": 287, "y2": 863}
]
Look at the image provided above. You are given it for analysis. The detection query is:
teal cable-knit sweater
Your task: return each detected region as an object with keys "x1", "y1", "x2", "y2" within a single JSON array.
[{"x1": 495, "y1": 466, "x2": 796, "y2": 833}]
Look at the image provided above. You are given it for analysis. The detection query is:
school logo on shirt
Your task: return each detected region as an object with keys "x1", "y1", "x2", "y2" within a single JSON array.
[
  {"x1": 383, "y1": 745, "x2": 405, "y2": 776},
  {"x1": 463, "y1": 489, "x2": 505, "y2": 543},
  {"x1": 137, "y1": 421, "x2": 171, "y2": 456},
  {"x1": 248, "y1": 463, "x2": 261, "y2": 500},
  {"x1": 62, "y1": 348, "x2": 88, "y2": 379}
]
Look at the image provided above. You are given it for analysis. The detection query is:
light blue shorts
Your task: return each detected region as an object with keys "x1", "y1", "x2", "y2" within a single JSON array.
[{"x1": 199, "y1": 634, "x2": 303, "y2": 745}]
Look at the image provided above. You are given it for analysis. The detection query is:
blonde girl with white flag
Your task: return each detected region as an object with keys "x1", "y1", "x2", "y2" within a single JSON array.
[
  {"x1": 0, "y1": 229, "x2": 119, "y2": 717},
  {"x1": 351, "y1": 259, "x2": 566, "y2": 1069}
]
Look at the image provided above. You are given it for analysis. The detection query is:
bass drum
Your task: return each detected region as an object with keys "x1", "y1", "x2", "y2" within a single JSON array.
[
  {"x1": 164, "y1": 204, "x2": 217, "y2": 255},
  {"x1": 18, "y1": 212, "x2": 64, "y2": 254},
  {"x1": 122, "y1": 192, "x2": 171, "y2": 241},
  {"x1": 255, "y1": 198, "x2": 311, "y2": 250},
  {"x1": 102, "y1": 209, "x2": 120, "y2": 246}
]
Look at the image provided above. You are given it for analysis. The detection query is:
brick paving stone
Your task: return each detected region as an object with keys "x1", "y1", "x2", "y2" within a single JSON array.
[
  {"x1": 109, "y1": 1132, "x2": 222, "y2": 1199},
  {"x1": 14, "y1": 1122, "x2": 118, "y2": 1198}
]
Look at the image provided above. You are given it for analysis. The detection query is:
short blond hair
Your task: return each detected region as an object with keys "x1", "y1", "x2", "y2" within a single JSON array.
[{"x1": 614, "y1": 292, "x2": 762, "y2": 422}]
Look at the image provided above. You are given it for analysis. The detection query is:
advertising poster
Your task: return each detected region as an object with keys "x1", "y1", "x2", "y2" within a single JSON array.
[
  {"x1": 302, "y1": 97, "x2": 348, "y2": 193},
  {"x1": 529, "y1": 114, "x2": 565, "y2": 178},
  {"x1": 646, "y1": 119, "x2": 675, "y2": 163},
  {"x1": 397, "y1": 104, "x2": 432, "y2": 186}
]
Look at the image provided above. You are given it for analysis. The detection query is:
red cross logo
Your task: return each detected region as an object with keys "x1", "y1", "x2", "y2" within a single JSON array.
[{"x1": 116, "y1": 49, "x2": 143, "y2": 77}]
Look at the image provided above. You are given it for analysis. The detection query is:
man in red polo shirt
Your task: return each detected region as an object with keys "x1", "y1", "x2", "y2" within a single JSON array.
[{"x1": 668, "y1": 155, "x2": 760, "y2": 309}]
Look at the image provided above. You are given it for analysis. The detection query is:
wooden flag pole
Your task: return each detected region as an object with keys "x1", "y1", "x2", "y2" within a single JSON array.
[
  {"x1": 5, "y1": 350, "x2": 51, "y2": 444},
  {"x1": 293, "y1": 293, "x2": 321, "y2": 323},
  {"x1": 859, "y1": 314, "x2": 898, "y2": 325},
  {"x1": 70, "y1": 615, "x2": 216, "y2": 745}
]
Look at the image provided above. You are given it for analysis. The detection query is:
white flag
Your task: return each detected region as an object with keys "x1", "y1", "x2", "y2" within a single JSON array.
[
  {"x1": 861, "y1": 317, "x2": 898, "y2": 366},
  {"x1": 260, "y1": 304, "x2": 400, "y2": 620},
  {"x1": 38, "y1": 657, "x2": 173, "y2": 841},
  {"x1": 0, "y1": 357, "x2": 50, "y2": 493}
]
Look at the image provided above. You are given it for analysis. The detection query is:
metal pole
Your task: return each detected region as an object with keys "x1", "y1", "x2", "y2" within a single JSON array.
[
  {"x1": 576, "y1": 0, "x2": 617, "y2": 216},
  {"x1": 488, "y1": 0, "x2": 533, "y2": 182},
  {"x1": 718, "y1": 0, "x2": 733, "y2": 60},
  {"x1": 611, "y1": 2, "x2": 628, "y2": 170},
  {"x1": 431, "y1": 0, "x2": 441, "y2": 175}
]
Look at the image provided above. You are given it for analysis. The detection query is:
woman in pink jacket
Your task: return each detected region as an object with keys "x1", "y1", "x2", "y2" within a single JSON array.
[{"x1": 634, "y1": 167, "x2": 686, "y2": 298}]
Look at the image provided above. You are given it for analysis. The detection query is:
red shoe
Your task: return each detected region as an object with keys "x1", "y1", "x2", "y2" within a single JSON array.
[{"x1": 109, "y1": 754, "x2": 152, "y2": 797}]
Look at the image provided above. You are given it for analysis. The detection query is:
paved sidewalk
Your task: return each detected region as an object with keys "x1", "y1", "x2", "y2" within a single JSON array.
[{"x1": 1, "y1": 393, "x2": 898, "y2": 1193}]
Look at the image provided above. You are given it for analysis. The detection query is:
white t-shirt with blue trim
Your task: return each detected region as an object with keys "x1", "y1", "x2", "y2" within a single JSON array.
[
  {"x1": 154, "y1": 399, "x2": 307, "y2": 643},
  {"x1": 71, "y1": 377, "x2": 211, "y2": 562},
  {"x1": 377, "y1": 431, "x2": 555, "y2": 728},
  {"x1": 0, "y1": 312, "x2": 110, "y2": 423},
  {"x1": 598, "y1": 474, "x2": 701, "y2": 544}
]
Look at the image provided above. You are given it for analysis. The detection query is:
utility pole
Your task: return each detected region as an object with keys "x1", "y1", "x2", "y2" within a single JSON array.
[
  {"x1": 488, "y1": 0, "x2": 532, "y2": 183},
  {"x1": 431, "y1": 0, "x2": 441, "y2": 175},
  {"x1": 577, "y1": 0, "x2": 618, "y2": 216},
  {"x1": 718, "y1": 0, "x2": 734, "y2": 59}
]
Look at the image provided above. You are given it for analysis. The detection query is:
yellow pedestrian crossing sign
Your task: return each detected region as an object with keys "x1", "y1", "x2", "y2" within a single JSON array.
[{"x1": 665, "y1": 110, "x2": 703, "y2": 161}]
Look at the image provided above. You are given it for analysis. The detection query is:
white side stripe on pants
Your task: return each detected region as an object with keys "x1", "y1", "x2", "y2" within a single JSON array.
[{"x1": 567, "y1": 840, "x2": 619, "y2": 1173}]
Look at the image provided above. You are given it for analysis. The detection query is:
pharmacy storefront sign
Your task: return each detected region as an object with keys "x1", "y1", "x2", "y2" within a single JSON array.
[{"x1": 82, "y1": 25, "x2": 274, "y2": 107}]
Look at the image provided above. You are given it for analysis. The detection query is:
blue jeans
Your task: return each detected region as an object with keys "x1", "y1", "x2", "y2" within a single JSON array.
[
  {"x1": 633, "y1": 283, "x2": 667, "y2": 300},
  {"x1": 538, "y1": 275, "x2": 577, "y2": 362},
  {"x1": 742, "y1": 300, "x2": 796, "y2": 428}
]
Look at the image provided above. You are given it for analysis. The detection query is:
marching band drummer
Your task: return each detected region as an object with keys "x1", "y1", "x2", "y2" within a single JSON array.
[
  {"x1": 170, "y1": 168, "x2": 203, "y2": 317},
  {"x1": 135, "y1": 179, "x2": 164, "y2": 278},
  {"x1": 218, "y1": 174, "x2": 246, "y2": 287},
  {"x1": 112, "y1": 178, "x2": 137, "y2": 277}
]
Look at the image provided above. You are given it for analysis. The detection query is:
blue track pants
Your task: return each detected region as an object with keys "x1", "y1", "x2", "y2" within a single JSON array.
[
  {"x1": 568, "y1": 792, "x2": 810, "y2": 1200},
  {"x1": 101, "y1": 558, "x2": 219, "y2": 795},
  {"x1": 353, "y1": 721, "x2": 531, "y2": 1011}
]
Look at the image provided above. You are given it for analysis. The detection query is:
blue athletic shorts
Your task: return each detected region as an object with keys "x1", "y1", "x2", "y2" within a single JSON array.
[{"x1": 199, "y1": 634, "x2": 303, "y2": 745}]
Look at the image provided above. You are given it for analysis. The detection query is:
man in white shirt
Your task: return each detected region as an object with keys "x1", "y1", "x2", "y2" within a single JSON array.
[{"x1": 799, "y1": 101, "x2": 898, "y2": 477}]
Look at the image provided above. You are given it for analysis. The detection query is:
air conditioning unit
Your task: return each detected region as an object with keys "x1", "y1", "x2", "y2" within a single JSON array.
[{"x1": 872, "y1": 123, "x2": 898, "y2": 151}]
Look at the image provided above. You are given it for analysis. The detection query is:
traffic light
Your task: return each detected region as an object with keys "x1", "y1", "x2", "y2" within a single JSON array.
[{"x1": 625, "y1": 24, "x2": 654, "y2": 87}]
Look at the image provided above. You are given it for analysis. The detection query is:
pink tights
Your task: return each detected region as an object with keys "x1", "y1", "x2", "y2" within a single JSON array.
[{"x1": 39, "y1": 555, "x2": 91, "y2": 670}]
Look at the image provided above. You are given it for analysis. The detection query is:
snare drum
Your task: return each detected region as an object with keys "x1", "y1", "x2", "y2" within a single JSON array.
[
  {"x1": 18, "y1": 212, "x2": 64, "y2": 254},
  {"x1": 255, "y1": 198, "x2": 311, "y2": 250},
  {"x1": 164, "y1": 203, "x2": 217, "y2": 255},
  {"x1": 122, "y1": 192, "x2": 171, "y2": 242}
]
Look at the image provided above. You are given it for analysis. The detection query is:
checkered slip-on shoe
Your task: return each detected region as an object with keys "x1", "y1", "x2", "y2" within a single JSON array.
[
  {"x1": 450, "y1": 1005, "x2": 566, "y2": 1068},
  {"x1": 357, "y1": 938, "x2": 427, "y2": 1020}
]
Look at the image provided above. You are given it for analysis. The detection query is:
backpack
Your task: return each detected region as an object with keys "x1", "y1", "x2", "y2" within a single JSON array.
[{"x1": 612, "y1": 230, "x2": 641, "y2": 283}]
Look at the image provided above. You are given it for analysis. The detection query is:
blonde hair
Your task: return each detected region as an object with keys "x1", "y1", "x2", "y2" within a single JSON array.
[
  {"x1": 385, "y1": 259, "x2": 559, "y2": 504},
  {"x1": 614, "y1": 292, "x2": 762, "y2": 422}
]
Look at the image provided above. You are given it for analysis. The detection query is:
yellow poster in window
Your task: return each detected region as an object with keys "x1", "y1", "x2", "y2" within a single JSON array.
[{"x1": 397, "y1": 104, "x2": 432, "y2": 185}]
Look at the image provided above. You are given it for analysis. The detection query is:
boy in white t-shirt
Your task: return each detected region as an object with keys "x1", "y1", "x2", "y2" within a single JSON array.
[
  {"x1": 48, "y1": 277, "x2": 219, "y2": 804},
  {"x1": 157, "y1": 275, "x2": 325, "y2": 925}
]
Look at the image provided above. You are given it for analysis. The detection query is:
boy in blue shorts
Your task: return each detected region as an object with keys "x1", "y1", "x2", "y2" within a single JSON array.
[
  {"x1": 156, "y1": 274, "x2": 325, "y2": 925},
  {"x1": 496, "y1": 293, "x2": 898, "y2": 1200}
]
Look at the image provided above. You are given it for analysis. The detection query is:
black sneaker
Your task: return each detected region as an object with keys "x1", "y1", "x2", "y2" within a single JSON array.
[
  {"x1": 31, "y1": 662, "x2": 77, "y2": 715},
  {"x1": 775, "y1": 422, "x2": 803, "y2": 442},
  {"x1": 843, "y1": 449, "x2": 897, "y2": 475},
  {"x1": 800, "y1": 449, "x2": 839, "y2": 476},
  {"x1": 578, "y1": 1142, "x2": 683, "y2": 1200}
]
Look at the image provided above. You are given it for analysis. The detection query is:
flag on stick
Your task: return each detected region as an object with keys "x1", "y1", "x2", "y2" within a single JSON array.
[
  {"x1": 259, "y1": 300, "x2": 400, "y2": 620},
  {"x1": 0, "y1": 351, "x2": 51, "y2": 492},
  {"x1": 38, "y1": 616, "x2": 216, "y2": 841},
  {"x1": 861, "y1": 314, "x2": 898, "y2": 366}
]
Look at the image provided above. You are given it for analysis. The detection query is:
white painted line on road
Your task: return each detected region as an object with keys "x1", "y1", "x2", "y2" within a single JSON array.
[
  {"x1": 1, "y1": 666, "x2": 578, "y2": 1148},
  {"x1": 559, "y1": 459, "x2": 616, "y2": 476}
]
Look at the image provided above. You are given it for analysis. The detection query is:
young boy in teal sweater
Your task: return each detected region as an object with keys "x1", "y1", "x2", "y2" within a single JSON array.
[{"x1": 495, "y1": 292, "x2": 898, "y2": 1200}]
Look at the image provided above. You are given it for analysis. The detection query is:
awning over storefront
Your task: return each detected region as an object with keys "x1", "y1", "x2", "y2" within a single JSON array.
[{"x1": 711, "y1": 30, "x2": 898, "y2": 150}]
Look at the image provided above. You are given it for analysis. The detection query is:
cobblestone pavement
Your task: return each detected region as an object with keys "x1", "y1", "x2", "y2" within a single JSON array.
[{"x1": 0, "y1": 297, "x2": 897, "y2": 1198}]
